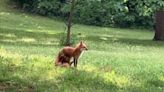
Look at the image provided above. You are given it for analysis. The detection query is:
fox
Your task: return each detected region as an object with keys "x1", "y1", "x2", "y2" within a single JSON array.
[{"x1": 55, "y1": 41, "x2": 88, "y2": 67}]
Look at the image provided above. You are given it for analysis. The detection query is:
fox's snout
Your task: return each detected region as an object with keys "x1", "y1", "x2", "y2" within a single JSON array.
[{"x1": 85, "y1": 48, "x2": 88, "y2": 50}]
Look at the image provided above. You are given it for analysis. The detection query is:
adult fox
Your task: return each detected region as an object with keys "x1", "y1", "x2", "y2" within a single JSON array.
[{"x1": 55, "y1": 41, "x2": 88, "y2": 67}]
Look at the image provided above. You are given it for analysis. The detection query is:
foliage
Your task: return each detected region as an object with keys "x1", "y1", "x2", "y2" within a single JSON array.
[{"x1": 11, "y1": 0, "x2": 164, "y2": 28}]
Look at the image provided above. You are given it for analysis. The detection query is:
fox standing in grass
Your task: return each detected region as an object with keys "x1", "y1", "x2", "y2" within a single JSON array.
[{"x1": 55, "y1": 41, "x2": 88, "y2": 67}]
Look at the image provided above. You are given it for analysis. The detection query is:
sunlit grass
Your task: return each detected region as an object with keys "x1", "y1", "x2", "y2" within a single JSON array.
[{"x1": 0, "y1": 0, "x2": 164, "y2": 92}]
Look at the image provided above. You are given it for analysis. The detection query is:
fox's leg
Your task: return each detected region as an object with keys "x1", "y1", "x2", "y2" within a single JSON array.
[
  {"x1": 55, "y1": 59, "x2": 70, "y2": 67},
  {"x1": 62, "y1": 63, "x2": 70, "y2": 67},
  {"x1": 55, "y1": 51, "x2": 72, "y2": 68},
  {"x1": 55, "y1": 54, "x2": 63, "y2": 66},
  {"x1": 73, "y1": 58, "x2": 78, "y2": 68},
  {"x1": 55, "y1": 59, "x2": 62, "y2": 66},
  {"x1": 58, "y1": 56, "x2": 71, "y2": 67},
  {"x1": 56, "y1": 62, "x2": 70, "y2": 67},
  {"x1": 73, "y1": 58, "x2": 76, "y2": 67},
  {"x1": 70, "y1": 61, "x2": 74, "y2": 66}
]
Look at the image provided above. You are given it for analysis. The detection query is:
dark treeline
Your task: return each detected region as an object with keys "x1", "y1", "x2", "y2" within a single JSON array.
[{"x1": 12, "y1": 0, "x2": 163, "y2": 28}]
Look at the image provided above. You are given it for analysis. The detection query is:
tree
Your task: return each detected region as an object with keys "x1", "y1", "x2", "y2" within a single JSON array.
[
  {"x1": 132, "y1": 0, "x2": 164, "y2": 41},
  {"x1": 154, "y1": 10, "x2": 164, "y2": 41},
  {"x1": 65, "y1": 0, "x2": 76, "y2": 46}
]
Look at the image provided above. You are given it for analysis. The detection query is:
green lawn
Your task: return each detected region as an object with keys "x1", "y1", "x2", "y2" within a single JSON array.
[{"x1": 0, "y1": 0, "x2": 164, "y2": 92}]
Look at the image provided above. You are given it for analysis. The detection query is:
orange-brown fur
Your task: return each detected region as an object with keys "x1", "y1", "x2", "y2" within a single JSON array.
[{"x1": 55, "y1": 41, "x2": 88, "y2": 67}]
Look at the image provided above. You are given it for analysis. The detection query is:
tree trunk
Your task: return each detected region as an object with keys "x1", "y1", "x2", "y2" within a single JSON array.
[
  {"x1": 154, "y1": 10, "x2": 164, "y2": 41},
  {"x1": 65, "y1": 0, "x2": 76, "y2": 46}
]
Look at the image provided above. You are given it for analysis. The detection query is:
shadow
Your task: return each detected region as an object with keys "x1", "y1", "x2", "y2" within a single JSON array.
[
  {"x1": 147, "y1": 79, "x2": 164, "y2": 88},
  {"x1": 0, "y1": 27, "x2": 64, "y2": 47},
  {"x1": 1, "y1": 27, "x2": 163, "y2": 48},
  {"x1": 116, "y1": 38, "x2": 164, "y2": 47},
  {"x1": 0, "y1": 40, "x2": 59, "y2": 47},
  {"x1": 84, "y1": 35, "x2": 164, "y2": 47},
  {"x1": 85, "y1": 35, "x2": 114, "y2": 42},
  {"x1": 0, "y1": 27, "x2": 59, "y2": 39}
]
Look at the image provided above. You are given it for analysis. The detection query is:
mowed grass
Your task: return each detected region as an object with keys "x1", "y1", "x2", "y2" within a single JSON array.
[{"x1": 0, "y1": 0, "x2": 164, "y2": 92}]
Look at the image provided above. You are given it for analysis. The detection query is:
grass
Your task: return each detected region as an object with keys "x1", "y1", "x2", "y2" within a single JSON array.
[{"x1": 0, "y1": 0, "x2": 164, "y2": 92}]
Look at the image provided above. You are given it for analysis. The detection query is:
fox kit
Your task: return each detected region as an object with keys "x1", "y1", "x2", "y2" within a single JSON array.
[{"x1": 55, "y1": 41, "x2": 88, "y2": 67}]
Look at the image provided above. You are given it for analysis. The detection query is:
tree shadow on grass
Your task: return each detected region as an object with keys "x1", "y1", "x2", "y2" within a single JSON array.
[
  {"x1": 116, "y1": 38, "x2": 164, "y2": 47},
  {"x1": 0, "y1": 40, "x2": 59, "y2": 47},
  {"x1": 85, "y1": 35, "x2": 164, "y2": 47},
  {"x1": 0, "y1": 27, "x2": 59, "y2": 39},
  {"x1": 0, "y1": 27, "x2": 64, "y2": 47}
]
